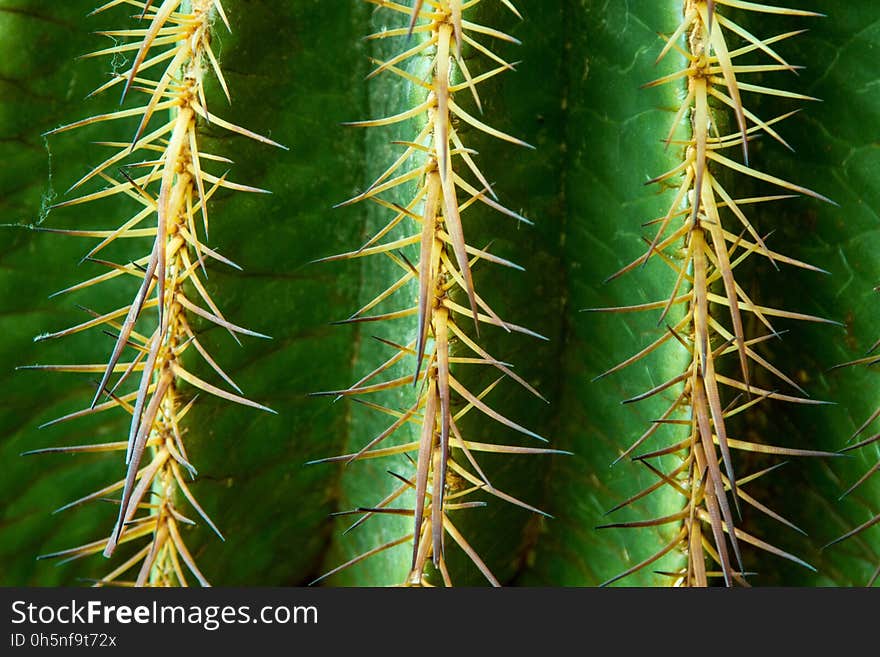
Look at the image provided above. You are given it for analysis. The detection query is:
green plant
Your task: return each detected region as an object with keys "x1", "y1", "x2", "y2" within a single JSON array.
[
  {"x1": 21, "y1": 0, "x2": 285, "y2": 585},
  {"x1": 1, "y1": 0, "x2": 878, "y2": 587}
]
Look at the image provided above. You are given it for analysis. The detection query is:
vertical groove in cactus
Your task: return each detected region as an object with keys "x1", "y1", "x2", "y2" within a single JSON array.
[{"x1": 504, "y1": 0, "x2": 694, "y2": 587}]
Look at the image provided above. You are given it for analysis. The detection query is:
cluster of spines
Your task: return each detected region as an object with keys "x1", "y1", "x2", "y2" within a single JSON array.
[
  {"x1": 590, "y1": 0, "x2": 837, "y2": 586},
  {"x1": 27, "y1": 0, "x2": 282, "y2": 586},
  {"x1": 310, "y1": 0, "x2": 558, "y2": 586}
]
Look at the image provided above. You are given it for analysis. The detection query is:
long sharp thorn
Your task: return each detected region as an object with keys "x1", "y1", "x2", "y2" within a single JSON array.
[
  {"x1": 411, "y1": 380, "x2": 437, "y2": 571},
  {"x1": 407, "y1": 1, "x2": 425, "y2": 39}
]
